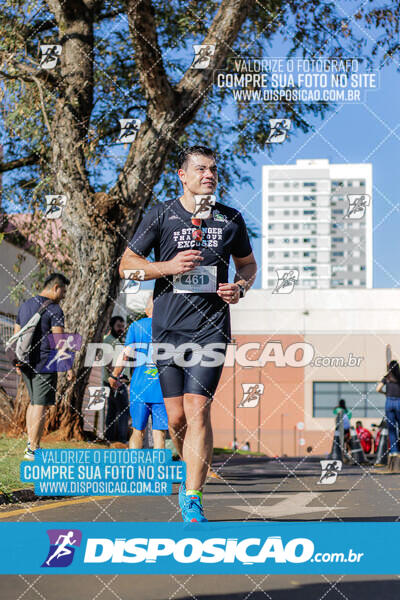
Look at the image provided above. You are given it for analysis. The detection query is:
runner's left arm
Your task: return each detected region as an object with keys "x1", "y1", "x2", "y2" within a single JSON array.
[
  {"x1": 233, "y1": 252, "x2": 257, "y2": 290},
  {"x1": 217, "y1": 252, "x2": 257, "y2": 304}
]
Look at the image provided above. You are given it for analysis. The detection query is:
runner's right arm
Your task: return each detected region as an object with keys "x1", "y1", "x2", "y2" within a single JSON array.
[{"x1": 119, "y1": 247, "x2": 203, "y2": 280}]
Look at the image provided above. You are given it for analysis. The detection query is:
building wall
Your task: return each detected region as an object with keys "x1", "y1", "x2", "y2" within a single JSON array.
[
  {"x1": 210, "y1": 289, "x2": 400, "y2": 456},
  {"x1": 262, "y1": 159, "x2": 372, "y2": 290}
]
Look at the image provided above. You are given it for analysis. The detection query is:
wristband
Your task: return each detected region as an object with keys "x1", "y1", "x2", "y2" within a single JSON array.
[{"x1": 109, "y1": 374, "x2": 120, "y2": 381}]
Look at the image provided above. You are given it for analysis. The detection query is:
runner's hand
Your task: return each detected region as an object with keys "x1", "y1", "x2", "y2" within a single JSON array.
[
  {"x1": 16, "y1": 366, "x2": 22, "y2": 376},
  {"x1": 217, "y1": 283, "x2": 240, "y2": 304},
  {"x1": 167, "y1": 250, "x2": 203, "y2": 275},
  {"x1": 108, "y1": 376, "x2": 120, "y2": 390}
]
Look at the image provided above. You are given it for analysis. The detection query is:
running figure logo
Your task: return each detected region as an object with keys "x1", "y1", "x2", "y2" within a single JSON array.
[
  {"x1": 45, "y1": 195, "x2": 67, "y2": 219},
  {"x1": 273, "y1": 269, "x2": 299, "y2": 294},
  {"x1": 345, "y1": 194, "x2": 370, "y2": 219},
  {"x1": 117, "y1": 118, "x2": 141, "y2": 144},
  {"x1": 44, "y1": 333, "x2": 82, "y2": 372},
  {"x1": 122, "y1": 269, "x2": 145, "y2": 294},
  {"x1": 39, "y1": 45, "x2": 62, "y2": 69},
  {"x1": 266, "y1": 119, "x2": 291, "y2": 143},
  {"x1": 193, "y1": 194, "x2": 216, "y2": 219},
  {"x1": 42, "y1": 529, "x2": 82, "y2": 568},
  {"x1": 239, "y1": 383, "x2": 265, "y2": 408},
  {"x1": 87, "y1": 386, "x2": 110, "y2": 411},
  {"x1": 191, "y1": 45, "x2": 215, "y2": 69},
  {"x1": 318, "y1": 460, "x2": 342, "y2": 485}
]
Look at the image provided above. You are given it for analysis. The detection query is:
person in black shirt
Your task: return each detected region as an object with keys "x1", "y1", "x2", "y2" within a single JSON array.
[
  {"x1": 120, "y1": 145, "x2": 257, "y2": 521},
  {"x1": 376, "y1": 359, "x2": 400, "y2": 456}
]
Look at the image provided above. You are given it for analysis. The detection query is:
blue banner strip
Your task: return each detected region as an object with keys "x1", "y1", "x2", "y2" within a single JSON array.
[{"x1": 0, "y1": 522, "x2": 398, "y2": 574}]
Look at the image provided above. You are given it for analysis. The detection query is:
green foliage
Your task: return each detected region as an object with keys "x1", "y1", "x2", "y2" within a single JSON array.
[{"x1": 0, "y1": 0, "x2": 396, "y2": 272}]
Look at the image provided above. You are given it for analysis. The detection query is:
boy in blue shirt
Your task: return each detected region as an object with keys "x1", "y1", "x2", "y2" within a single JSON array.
[{"x1": 109, "y1": 296, "x2": 167, "y2": 449}]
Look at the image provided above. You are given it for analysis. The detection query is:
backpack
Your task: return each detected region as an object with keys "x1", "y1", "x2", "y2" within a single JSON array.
[{"x1": 5, "y1": 299, "x2": 53, "y2": 366}]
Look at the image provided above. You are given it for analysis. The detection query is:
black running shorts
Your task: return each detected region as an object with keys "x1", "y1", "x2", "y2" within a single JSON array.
[{"x1": 156, "y1": 341, "x2": 226, "y2": 399}]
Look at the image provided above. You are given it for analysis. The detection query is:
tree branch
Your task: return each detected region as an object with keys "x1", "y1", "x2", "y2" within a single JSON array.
[
  {"x1": 176, "y1": 0, "x2": 251, "y2": 115},
  {"x1": 0, "y1": 154, "x2": 40, "y2": 173},
  {"x1": 0, "y1": 63, "x2": 59, "y2": 88},
  {"x1": 125, "y1": 0, "x2": 176, "y2": 116}
]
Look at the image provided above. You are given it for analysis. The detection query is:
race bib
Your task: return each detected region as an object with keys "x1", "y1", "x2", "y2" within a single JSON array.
[{"x1": 173, "y1": 266, "x2": 217, "y2": 293}]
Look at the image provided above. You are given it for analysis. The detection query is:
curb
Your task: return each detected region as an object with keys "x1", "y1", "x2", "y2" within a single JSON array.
[
  {"x1": 0, "y1": 487, "x2": 37, "y2": 505},
  {"x1": 0, "y1": 488, "x2": 66, "y2": 506}
]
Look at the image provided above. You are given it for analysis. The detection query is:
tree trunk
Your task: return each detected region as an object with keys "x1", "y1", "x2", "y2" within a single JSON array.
[
  {"x1": 8, "y1": 377, "x2": 30, "y2": 436},
  {"x1": 45, "y1": 232, "x2": 127, "y2": 439}
]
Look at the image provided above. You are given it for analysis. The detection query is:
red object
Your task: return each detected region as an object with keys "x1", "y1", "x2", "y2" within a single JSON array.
[
  {"x1": 192, "y1": 229, "x2": 203, "y2": 241},
  {"x1": 356, "y1": 426, "x2": 372, "y2": 454}
]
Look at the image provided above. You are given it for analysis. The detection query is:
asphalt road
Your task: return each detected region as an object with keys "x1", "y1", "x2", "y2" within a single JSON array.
[{"x1": 1, "y1": 455, "x2": 399, "y2": 600}]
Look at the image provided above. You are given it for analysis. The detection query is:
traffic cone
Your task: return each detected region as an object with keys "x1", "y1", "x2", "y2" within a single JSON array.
[
  {"x1": 374, "y1": 420, "x2": 389, "y2": 466},
  {"x1": 348, "y1": 427, "x2": 367, "y2": 465},
  {"x1": 329, "y1": 428, "x2": 343, "y2": 461}
]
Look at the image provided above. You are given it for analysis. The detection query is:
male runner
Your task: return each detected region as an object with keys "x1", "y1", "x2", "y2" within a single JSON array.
[{"x1": 119, "y1": 145, "x2": 257, "y2": 521}]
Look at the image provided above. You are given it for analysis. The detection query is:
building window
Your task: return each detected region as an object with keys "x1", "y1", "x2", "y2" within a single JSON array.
[
  {"x1": 304, "y1": 210, "x2": 315, "y2": 215},
  {"x1": 284, "y1": 224, "x2": 290, "y2": 229},
  {"x1": 284, "y1": 252, "x2": 290, "y2": 257},
  {"x1": 268, "y1": 211, "x2": 275, "y2": 216},
  {"x1": 293, "y1": 224, "x2": 299, "y2": 229},
  {"x1": 332, "y1": 209, "x2": 343, "y2": 214},
  {"x1": 332, "y1": 251, "x2": 344, "y2": 256},
  {"x1": 268, "y1": 239, "x2": 275, "y2": 244},
  {"x1": 284, "y1": 238, "x2": 290, "y2": 243},
  {"x1": 332, "y1": 237, "x2": 344, "y2": 242},
  {"x1": 284, "y1": 210, "x2": 290, "y2": 215},
  {"x1": 284, "y1": 182, "x2": 290, "y2": 188},
  {"x1": 304, "y1": 182, "x2": 316, "y2": 187},
  {"x1": 268, "y1": 252, "x2": 274, "y2": 257},
  {"x1": 268, "y1": 224, "x2": 274, "y2": 230},
  {"x1": 269, "y1": 183, "x2": 275, "y2": 188},
  {"x1": 313, "y1": 382, "x2": 385, "y2": 418},
  {"x1": 293, "y1": 210, "x2": 299, "y2": 215}
]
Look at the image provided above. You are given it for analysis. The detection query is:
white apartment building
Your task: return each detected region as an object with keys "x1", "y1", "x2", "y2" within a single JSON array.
[{"x1": 262, "y1": 159, "x2": 373, "y2": 289}]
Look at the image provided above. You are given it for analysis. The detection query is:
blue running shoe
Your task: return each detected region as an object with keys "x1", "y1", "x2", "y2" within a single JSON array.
[
  {"x1": 182, "y1": 495, "x2": 208, "y2": 523},
  {"x1": 178, "y1": 481, "x2": 187, "y2": 509}
]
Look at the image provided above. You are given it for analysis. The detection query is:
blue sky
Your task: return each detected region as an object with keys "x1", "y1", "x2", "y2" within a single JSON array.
[{"x1": 229, "y1": 60, "x2": 400, "y2": 289}]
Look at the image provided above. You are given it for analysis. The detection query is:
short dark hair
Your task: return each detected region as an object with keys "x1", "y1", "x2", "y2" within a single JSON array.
[
  {"x1": 178, "y1": 145, "x2": 216, "y2": 170},
  {"x1": 110, "y1": 315, "x2": 124, "y2": 328},
  {"x1": 43, "y1": 272, "x2": 70, "y2": 289}
]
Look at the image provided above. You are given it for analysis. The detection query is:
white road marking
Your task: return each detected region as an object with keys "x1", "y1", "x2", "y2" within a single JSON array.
[{"x1": 227, "y1": 492, "x2": 347, "y2": 518}]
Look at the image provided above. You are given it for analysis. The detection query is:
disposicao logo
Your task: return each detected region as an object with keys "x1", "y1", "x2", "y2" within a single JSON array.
[
  {"x1": 83, "y1": 536, "x2": 314, "y2": 564},
  {"x1": 42, "y1": 529, "x2": 82, "y2": 568}
]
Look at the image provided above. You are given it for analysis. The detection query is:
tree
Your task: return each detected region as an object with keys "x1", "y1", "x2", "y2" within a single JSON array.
[{"x1": 0, "y1": 0, "x2": 392, "y2": 438}]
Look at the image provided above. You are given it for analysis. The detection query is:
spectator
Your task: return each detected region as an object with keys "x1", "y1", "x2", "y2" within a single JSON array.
[
  {"x1": 376, "y1": 360, "x2": 400, "y2": 456},
  {"x1": 103, "y1": 316, "x2": 129, "y2": 444},
  {"x1": 355, "y1": 420, "x2": 372, "y2": 454},
  {"x1": 14, "y1": 273, "x2": 71, "y2": 460}
]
